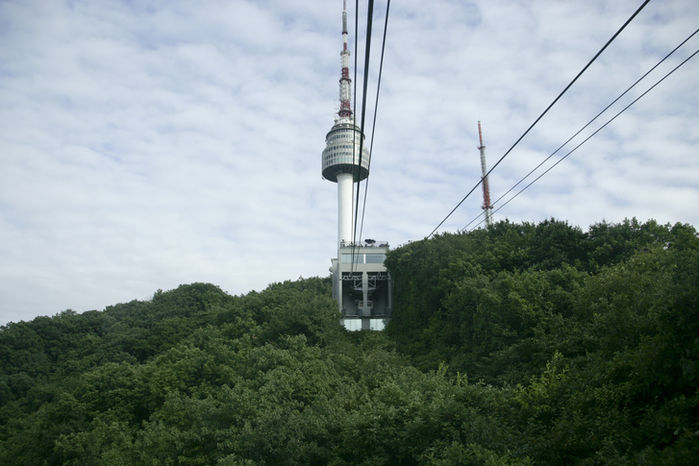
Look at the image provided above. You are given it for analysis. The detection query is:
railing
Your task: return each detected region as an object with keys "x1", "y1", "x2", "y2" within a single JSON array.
[{"x1": 339, "y1": 240, "x2": 389, "y2": 248}]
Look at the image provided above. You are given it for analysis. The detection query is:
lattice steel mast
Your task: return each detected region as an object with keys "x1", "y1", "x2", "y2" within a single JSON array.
[{"x1": 478, "y1": 121, "x2": 494, "y2": 227}]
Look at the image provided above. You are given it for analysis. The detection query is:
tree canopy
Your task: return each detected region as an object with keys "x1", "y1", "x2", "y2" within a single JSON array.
[{"x1": 1, "y1": 219, "x2": 697, "y2": 464}]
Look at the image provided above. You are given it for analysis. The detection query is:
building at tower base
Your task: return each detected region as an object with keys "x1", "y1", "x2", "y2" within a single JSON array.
[{"x1": 330, "y1": 241, "x2": 392, "y2": 331}]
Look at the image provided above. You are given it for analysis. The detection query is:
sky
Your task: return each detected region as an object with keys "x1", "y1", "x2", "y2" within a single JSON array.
[{"x1": 1, "y1": 0, "x2": 697, "y2": 325}]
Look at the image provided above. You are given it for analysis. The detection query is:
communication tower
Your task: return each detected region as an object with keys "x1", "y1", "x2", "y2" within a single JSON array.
[
  {"x1": 322, "y1": 1, "x2": 391, "y2": 330},
  {"x1": 477, "y1": 121, "x2": 494, "y2": 227}
]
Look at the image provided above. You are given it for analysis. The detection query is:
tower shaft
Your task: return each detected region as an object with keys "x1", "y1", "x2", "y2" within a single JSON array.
[{"x1": 337, "y1": 172, "x2": 354, "y2": 248}]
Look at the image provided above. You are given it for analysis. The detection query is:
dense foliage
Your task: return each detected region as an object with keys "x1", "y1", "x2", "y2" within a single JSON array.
[
  {"x1": 0, "y1": 219, "x2": 696, "y2": 464},
  {"x1": 385, "y1": 218, "x2": 699, "y2": 463}
]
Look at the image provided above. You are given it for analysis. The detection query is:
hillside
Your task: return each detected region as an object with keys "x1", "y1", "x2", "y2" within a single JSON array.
[{"x1": 0, "y1": 219, "x2": 697, "y2": 464}]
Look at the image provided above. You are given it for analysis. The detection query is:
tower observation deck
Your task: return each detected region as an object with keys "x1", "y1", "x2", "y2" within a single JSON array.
[
  {"x1": 321, "y1": 121, "x2": 370, "y2": 183},
  {"x1": 322, "y1": 1, "x2": 391, "y2": 331}
]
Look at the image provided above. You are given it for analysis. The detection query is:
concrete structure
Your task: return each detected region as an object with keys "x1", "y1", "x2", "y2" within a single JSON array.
[
  {"x1": 330, "y1": 241, "x2": 392, "y2": 331},
  {"x1": 322, "y1": 1, "x2": 391, "y2": 330}
]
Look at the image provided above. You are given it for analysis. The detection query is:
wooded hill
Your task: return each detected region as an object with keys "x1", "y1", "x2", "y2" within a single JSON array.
[{"x1": 1, "y1": 219, "x2": 697, "y2": 464}]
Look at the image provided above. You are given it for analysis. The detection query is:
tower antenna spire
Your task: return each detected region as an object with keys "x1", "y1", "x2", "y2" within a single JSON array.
[
  {"x1": 338, "y1": 0, "x2": 353, "y2": 118},
  {"x1": 477, "y1": 121, "x2": 494, "y2": 227}
]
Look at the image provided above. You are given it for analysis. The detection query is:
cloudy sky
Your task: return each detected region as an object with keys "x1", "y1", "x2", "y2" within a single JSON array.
[{"x1": 1, "y1": 0, "x2": 697, "y2": 324}]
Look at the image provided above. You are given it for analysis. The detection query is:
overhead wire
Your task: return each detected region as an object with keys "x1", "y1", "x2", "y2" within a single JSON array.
[
  {"x1": 467, "y1": 46, "x2": 698, "y2": 232},
  {"x1": 358, "y1": 0, "x2": 391, "y2": 244},
  {"x1": 461, "y1": 27, "x2": 699, "y2": 232},
  {"x1": 352, "y1": 0, "x2": 374, "y2": 245},
  {"x1": 351, "y1": 0, "x2": 375, "y2": 272},
  {"x1": 353, "y1": 0, "x2": 359, "y2": 121},
  {"x1": 426, "y1": 0, "x2": 652, "y2": 239},
  {"x1": 347, "y1": 0, "x2": 359, "y2": 274},
  {"x1": 350, "y1": 0, "x2": 358, "y2": 247}
]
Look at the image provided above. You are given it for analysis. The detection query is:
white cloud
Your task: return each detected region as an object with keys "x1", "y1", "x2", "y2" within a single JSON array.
[{"x1": 0, "y1": 0, "x2": 697, "y2": 324}]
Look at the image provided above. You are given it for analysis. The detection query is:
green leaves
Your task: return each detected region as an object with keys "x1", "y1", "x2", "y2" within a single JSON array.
[
  {"x1": 1, "y1": 220, "x2": 697, "y2": 464},
  {"x1": 385, "y1": 219, "x2": 699, "y2": 462}
]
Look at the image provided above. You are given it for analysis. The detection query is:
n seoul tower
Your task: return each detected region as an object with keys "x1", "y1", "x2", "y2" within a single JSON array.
[
  {"x1": 322, "y1": 1, "x2": 391, "y2": 331},
  {"x1": 321, "y1": 0, "x2": 370, "y2": 249}
]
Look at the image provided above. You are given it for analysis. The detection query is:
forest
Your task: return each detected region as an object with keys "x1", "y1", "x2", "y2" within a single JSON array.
[{"x1": 0, "y1": 218, "x2": 697, "y2": 465}]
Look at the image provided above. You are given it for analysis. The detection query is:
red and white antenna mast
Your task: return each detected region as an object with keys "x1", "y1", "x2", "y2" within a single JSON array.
[
  {"x1": 477, "y1": 121, "x2": 494, "y2": 227},
  {"x1": 338, "y1": 0, "x2": 353, "y2": 119}
]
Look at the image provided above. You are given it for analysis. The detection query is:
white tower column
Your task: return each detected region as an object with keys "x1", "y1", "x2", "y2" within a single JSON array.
[{"x1": 337, "y1": 172, "x2": 354, "y2": 248}]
